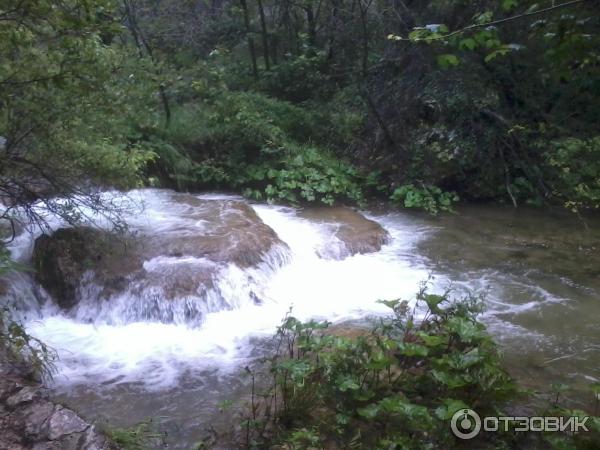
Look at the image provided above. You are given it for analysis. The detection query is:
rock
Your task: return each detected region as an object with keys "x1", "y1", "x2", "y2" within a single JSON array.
[
  {"x1": 77, "y1": 425, "x2": 112, "y2": 450},
  {"x1": 299, "y1": 206, "x2": 389, "y2": 259},
  {"x1": 0, "y1": 218, "x2": 13, "y2": 241},
  {"x1": 6, "y1": 386, "x2": 39, "y2": 407},
  {"x1": 19, "y1": 401, "x2": 55, "y2": 439},
  {"x1": 0, "y1": 432, "x2": 26, "y2": 450},
  {"x1": 0, "y1": 377, "x2": 23, "y2": 403},
  {"x1": 152, "y1": 194, "x2": 283, "y2": 268},
  {"x1": 0, "y1": 276, "x2": 8, "y2": 297},
  {"x1": 33, "y1": 227, "x2": 140, "y2": 310},
  {"x1": 0, "y1": 371, "x2": 114, "y2": 450},
  {"x1": 46, "y1": 406, "x2": 89, "y2": 440},
  {"x1": 32, "y1": 192, "x2": 286, "y2": 311}
]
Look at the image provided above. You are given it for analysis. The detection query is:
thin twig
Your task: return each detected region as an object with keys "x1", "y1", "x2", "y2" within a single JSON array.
[{"x1": 391, "y1": 0, "x2": 589, "y2": 42}]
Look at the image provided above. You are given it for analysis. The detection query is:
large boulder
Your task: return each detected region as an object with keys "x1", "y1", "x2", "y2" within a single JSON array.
[
  {"x1": 147, "y1": 194, "x2": 283, "y2": 268},
  {"x1": 299, "y1": 206, "x2": 390, "y2": 259},
  {"x1": 33, "y1": 227, "x2": 140, "y2": 310},
  {"x1": 32, "y1": 192, "x2": 286, "y2": 313}
]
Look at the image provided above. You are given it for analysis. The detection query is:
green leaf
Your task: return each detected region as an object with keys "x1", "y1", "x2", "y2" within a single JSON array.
[
  {"x1": 423, "y1": 294, "x2": 445, "y2": 314},
  {"x1": 447, "y1": 317, "x2": 484, "y2": 343},
  {"x1": 398, "y1": 342, "x2": 429, "y2": 357},
  {"x1": 435, "y1": 399, "x2": 470, "y2": 420},
  {"x1": 459, "y1": 38, "x2": 477, "y2": 50},
  {"x1": 437, "y1": 54, "x2": 460, "y2": 68},
  {"x1": 358, "y1": 403, "x2": 380, "y2": 419},
  {"x1": 417, "y1": 332, "x2": 448, "y2": 348},
  {"x1": 336, "y1": 375, "x2": 360, "y2": 392}
]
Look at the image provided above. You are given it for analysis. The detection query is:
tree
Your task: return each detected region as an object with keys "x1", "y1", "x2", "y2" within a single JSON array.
[{"x1": 0, "y1": 0, "x2": 156, "y2": 234}]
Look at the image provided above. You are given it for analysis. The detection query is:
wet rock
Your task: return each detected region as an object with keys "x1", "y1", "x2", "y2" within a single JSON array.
[
  {"x1": 0, "y1": 276, "x2": 7, "y2": 297},
  {"x1": 77, "y1": 425, "x2": 112, "y2": 450},
  {"x1": 154, "y1": 194, "x2": 284, "y2": 267},
  {"x1": 6, "y1": 386, "x2": 40, "y2": 407},
  {"x1": 0, "y1": 432, "x2": 26, "y2": 450},
  {"x1": 0, "y1": 377, "x2": 23, "y2": 403},
  {"x1": 46, "y1": 406, "x2": 89, "y2": 440},
  {"x1": 299, "y1": 206, "x2": 389, "y2": 259},
  {"x1": 0, "y1": 367, "x2": 115, "y2": 450},
  {"x1": 33, "y1": 228, "x2": 140, "y2": 310},
  {"x1": 20, "y1": 401, "x2": 55, "y2": 439},
  {"x1": 0, "y1": 220, "x2": 11, "y2": 241},
  {"x1": 32, "y1": 192, "x2": 285, "y2": 311}
]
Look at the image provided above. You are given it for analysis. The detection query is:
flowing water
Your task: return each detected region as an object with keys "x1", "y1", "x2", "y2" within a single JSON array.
[{"x1": 2, "y1": 189, "x2": 599, "y2": 448}]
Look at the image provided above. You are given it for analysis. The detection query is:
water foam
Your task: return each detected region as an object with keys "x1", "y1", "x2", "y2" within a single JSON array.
[{"x1": 6, "y1": 190, "x2": 433, "y2": 388}]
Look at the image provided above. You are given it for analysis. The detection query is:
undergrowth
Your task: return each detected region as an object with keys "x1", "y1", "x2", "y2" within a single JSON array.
[{"x1": 226, "y1": 285, "x2": 600, "y2": 450}]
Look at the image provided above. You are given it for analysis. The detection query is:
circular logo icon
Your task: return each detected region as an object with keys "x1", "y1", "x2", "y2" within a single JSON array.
[{"x1": 451, "y1": 408, "x2": 481, "y2": 440}]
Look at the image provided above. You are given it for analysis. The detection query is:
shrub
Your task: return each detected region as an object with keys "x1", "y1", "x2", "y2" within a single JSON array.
[
  {"x1": 390, "y1": 184, "x2": 459, "y2": 215},
  {"x1": 239, "y1": 286, "x2": 518, "y2": 449},
  {"x1": 144, "y1": 88, "x2": 367, "y2": 205},
  {"x1": 239, "y1": 145, "x2": 365, "y2": 205},
  {"x1": 544, "y1": 137, "x2": 600, "y2": 212},
  {"x1": 257, "y1": 52, "x2": 332, "y2": 103},
  {"x1": 105, "y1": 418, "x2": 165, "y2": 450}
]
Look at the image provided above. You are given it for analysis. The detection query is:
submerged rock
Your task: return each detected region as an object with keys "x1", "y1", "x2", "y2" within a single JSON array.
[
  {"x1": 299, "y1": 206, "x2": 389, "y2": 259},
  {"x1": 32, "y1": 192, "x2": 286, "y2": 316}
]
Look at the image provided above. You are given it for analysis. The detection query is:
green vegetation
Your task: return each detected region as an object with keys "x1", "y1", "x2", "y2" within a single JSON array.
[
  {"x1": 234, "y1": 288, "x2": 600, "y2": 449},
  {"x1": 3, "y1": 0, "x2": 597, "y2": 217},
  {"x1": 146, "y1": 90, "x2": 365, "y2": 205},
  {"x1": 0, "y1": 0, "x2": 157, "y2": 228},
  {"x1": 391, "y1": 184, "x2": 459, "y2": 215},
  {"x1": 0, "y1": 304, "x2": 56, "y2": 381},
  {"x1": 104, "y1": 418, "x2": 166, "y2": 450},
  {"x1": 1, "y1": 0, "x2": 599, "y2": 445}
]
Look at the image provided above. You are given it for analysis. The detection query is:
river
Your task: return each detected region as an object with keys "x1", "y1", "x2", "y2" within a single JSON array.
[{"x1": 3, "y1": 189, "x2": 599, "y2": 448}]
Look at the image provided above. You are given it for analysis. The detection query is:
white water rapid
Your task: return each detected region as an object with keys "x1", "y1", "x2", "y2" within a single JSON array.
[
  {"x1": 6, "y1": 189, "x2": 434, "y2": 389},
  {"x1": 4, "y1": 188, "x2": 600, "y2": 448}
]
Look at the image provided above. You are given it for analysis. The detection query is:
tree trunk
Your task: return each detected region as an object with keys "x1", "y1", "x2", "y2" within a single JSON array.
[
  {"x1": 257, "y1": 0, "x2": 271, "y2": 70},
  {"x1": 240, "y1": 0, "x2": 259, "y2": 79},
  {"x1": 122, "y1": 0, "x2": 172, "y2": 127}
]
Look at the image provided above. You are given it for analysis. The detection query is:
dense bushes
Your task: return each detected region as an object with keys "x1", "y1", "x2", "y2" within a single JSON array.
[
  {"x1": 543, "y1": 137, "x2": 600, "y2": 212},
  {"x1": 239, "y1": 146, "x2": 365, "y2": 205},
  {"x1": 390, "y1": 184, "x2": 458, "y2": 215},
  {"x1": 122, "y1": 0, "x2": 600, "y2": 214},
  {"x1": 232, "y1": 287, "x2": 600, "y2": 449},
  {"x1": 238, "y1": 288, "x2": 518, "y2": 448},
  {"x1": 142, "y1": 85, "x2": 367, "y2": 205}
]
